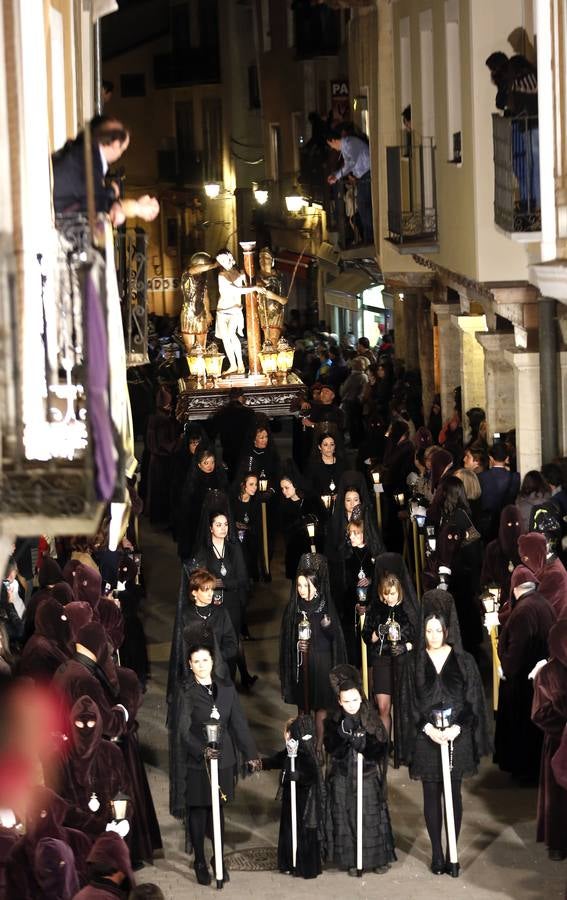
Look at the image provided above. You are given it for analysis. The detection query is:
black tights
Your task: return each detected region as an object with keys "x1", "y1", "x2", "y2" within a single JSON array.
[
  {"x1": 188, "y1": 805, "x2": 225, "y2": 863},
  {"x1": 422, "y1": 779, "x2": 463, "y2": 862}
]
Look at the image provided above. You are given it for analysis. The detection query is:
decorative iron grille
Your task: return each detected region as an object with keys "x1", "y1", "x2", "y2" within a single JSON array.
[
  {"x1": 386, "y1": 140, "x2": 438, "y2": 246},
  {"x1": 492, "y1": 114, "x2": 541, "y2": 232}
]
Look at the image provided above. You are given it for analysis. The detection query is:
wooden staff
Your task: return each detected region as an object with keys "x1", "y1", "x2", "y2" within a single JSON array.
[
  {"x1": 412, "y1": 518, "x2": 422, "y2": 596},
  {"x1": 490, "y1": 625, "x2": 501, "y2": 710},
  {"x1": 356, "y1": 750, "x2": 364, "y2": 875}
]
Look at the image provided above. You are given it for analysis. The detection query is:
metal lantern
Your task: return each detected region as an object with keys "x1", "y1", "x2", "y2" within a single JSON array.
[
  {"x1": 431, "y1": 707, "x2": 453, "y2": 730},
  {"x1": 276, "y1": 338, "x2": 294, "y2": 374},
  {"x1": 258, "y1": 340, "x2": 278, "y2": 378},
  {"x1": 394, "y1": 492, "x2": 406, "y2": 507},
  {"x1": 371, "y1": 469, "x2": 381, "y2": 486},
  {"x1": 298, "y1": 612, "x2": 312, "y2": 642},
  {"x1": 481, "y1": 585, "x2": 501, "y2": 614},
  {"x1": 258, "y1": 472, "x2": 268, "y2": 493},
  {"x1": 204, "y1": 182, "x2": 221, "y2": 199},
  {"x1": 203, "y1": 719, "x2": 224, "y2": 749},
  {"x1": 204, "y1": 343, "x2": 225, "y2": 386},
  {"x1": 321, "y1": 494, "x2": 332, "y2": 510},
  {"x1": 110, "y1": 791, "x2": 130, "y2": 821},
  {"x1": 356, "y1": 585, "x2": 368, "y2": 605},
  {"x1": 187, "y1": 345, "x2": 207, "y2": 388},
  {"x1": 306, "y1": 522, "x2": 316, "y2": 539}
]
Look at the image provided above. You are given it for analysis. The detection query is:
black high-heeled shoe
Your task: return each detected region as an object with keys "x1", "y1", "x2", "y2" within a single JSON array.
[
  {"x1": 446, "y1": 861, "x2": 460, "y2": 878},
  {"x1": 430, "y1": 858, "x2": 445, "y2": 875},
  {"x1": 194, "y1": 860, "x2": 211, "y2": 885}
]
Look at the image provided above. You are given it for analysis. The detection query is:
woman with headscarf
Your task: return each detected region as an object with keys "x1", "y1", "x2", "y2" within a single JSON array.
[
  {"x1": 324, "y1": 664, "x2": 396, "y2": 876},
  {"x1": 531, "y1": 619, "x2": 567, "y2": 861},
  {"x1": 279, "y1": 462, "x2": 325, "y2": 580},
  {"x1": 52, "y1": 695, "x2": 131, "y2": 839},
  {"x1": 177, "y1": 446, "x2": 228, "y2": 561},
  {"x1": 5, "y1": 786, "x2": 92, "y2": 898},
  {"x1": 279, "y1": 553, "x2": 347, "y2": 753},
  {"x1": 170, "y1": 636, "x2": 258, "y2": 885},
  {"x1": 259, "y1": 713, "x2": 324, "y2": 879},
  {"x1": 480, "y1": 505, "x2": 523, "y2": 602},
  {"x1": 398, "y1": 590, "x2": 491, "y2": 876},
  {"x1": 16, "y1": 597, "x2": 72, "y2": 682},
  {"x1": 494, "y1": 565, "x2": 556, "y2": 782},
  {"x1": 326, "y1": 470, "x2": 384, "y2": 578}
]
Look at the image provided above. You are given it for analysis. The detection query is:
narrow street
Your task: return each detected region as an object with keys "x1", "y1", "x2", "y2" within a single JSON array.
[{"x1": 134, "y1": 518, "x2": 565, "y2": 899}]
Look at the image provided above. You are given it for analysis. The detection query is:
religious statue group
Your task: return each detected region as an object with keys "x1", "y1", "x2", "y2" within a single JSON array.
[{"x1": 179, "y1": 245, "x2": 288, "y2": 377}]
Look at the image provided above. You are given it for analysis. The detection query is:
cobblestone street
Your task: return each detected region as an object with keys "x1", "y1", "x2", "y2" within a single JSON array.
[{"x1": 133, "y1": 521, "x2": 566, "y2": 899}]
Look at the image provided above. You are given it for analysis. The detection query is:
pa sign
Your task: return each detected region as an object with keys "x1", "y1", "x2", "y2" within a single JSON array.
[{"x1": 331, "y1": 80, "x2": 349, "y2": 97}]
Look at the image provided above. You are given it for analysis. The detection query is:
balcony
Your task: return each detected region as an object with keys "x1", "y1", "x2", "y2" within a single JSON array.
[
  {"x1": 386, "y1": 140, "x2": 438, "y2": 251},
  {"x1": 492, "y1": 114, "x2": 541, "y2": 234},
  {"x1": 114, "y1": 228, "x2": 149, "y2": 367}
]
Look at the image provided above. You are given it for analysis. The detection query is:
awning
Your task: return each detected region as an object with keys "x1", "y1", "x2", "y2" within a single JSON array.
[{"x1": 325, "y1": 270, "x2": 392, "y2": 312}]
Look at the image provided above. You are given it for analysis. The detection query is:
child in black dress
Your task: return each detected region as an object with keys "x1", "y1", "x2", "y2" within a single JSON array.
[
  {"x1": 324, "y1": 665, "x2": 396, "y2": 876},
  {"x1": 260, "y1": 714, "x2": 324, "y2": 879}
]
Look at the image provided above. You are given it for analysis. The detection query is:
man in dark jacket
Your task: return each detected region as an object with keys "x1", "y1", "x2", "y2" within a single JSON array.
[{"x1": 207, "y1": 388, "x2": 256, "y2": 480}]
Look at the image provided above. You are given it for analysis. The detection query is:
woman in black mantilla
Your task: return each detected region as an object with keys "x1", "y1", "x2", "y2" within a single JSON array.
[
  {"x1": 235, "y1": 419, "x2": 281, "y2": 486},
  {"x1": 189, "y1": 491, "x2": 256, "y2": 688},
  {"x1": 177, "y1": 446, "x2": 228, "y2": 561},
  {"x1": 260, "y1": 714, "x2": 324, "y2": 879},
  {"x1": 170, "y1": 424, "x2": 210, "y2": 539},
  {"x1": 339, "y1": 518, "x2": 377, "y2": 665},
  {"x1": 324, "y1": 664, "x2": 396, "y2": 876},
  {"x1": 279, "y1": 462, "x2": 324, "y2": 580},
  {"x1": 230, "y1": 473, "x2": 261, "y2": 583},
  {"x1": 171, "y1": 638, "x2": 259, "y2": 886},
  {"x1": 398, "y1": 590, "x2": 491, "y2": 876},
  {"x1": 326, "y1": 470, "x2": 384, "y2": 603},
  {"x1": 279, "y1": 553, "x2": 347, "y2": 752}
]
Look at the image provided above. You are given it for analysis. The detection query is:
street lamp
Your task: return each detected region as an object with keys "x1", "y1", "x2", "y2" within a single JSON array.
[
  {"x1": 285, "y1": 191, "x2": 306, "y2": 213},
  {"x1": 254, "y1": 188, "x2": 269, "y2": 205},
  {"x1": 203, "y1": 343, "x2": 225, "y2": 388},
  {"x1": 204, "y1": 182, "x2": 221, "y2": 199}
]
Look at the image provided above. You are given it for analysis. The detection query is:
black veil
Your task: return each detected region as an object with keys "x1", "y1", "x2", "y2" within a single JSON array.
[
  {"x1": 326, "y1": 470, "x2": 384, "y2": 559},
  {"x1": 279, "y1": 553, "x2": 347, "y2": 705}
]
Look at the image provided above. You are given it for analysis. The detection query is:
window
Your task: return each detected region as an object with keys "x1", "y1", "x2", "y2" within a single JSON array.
[
  {"x1": 261, "y1": 0, "x2": 271, "y2": 52},
  {"x1": 444, "y1": 0, "x2": 462, "y2": 162},
  {"x1": 419, "y1": 9, "x2": 435, "y2": 140},
  {"x1": 202, "y1": 98, "x2": 223, "y2": 183},
  {"x1": 120, "y1": 73, "x2": 146, "y2": 98},
  {"x1": 399, "y1": 16, "x2": 412, "y2": 137},
  {"x1": 291, "y1": 112, "x2": 304, "y2": 173},
  {"x1": 248, "y1": 64, "x2": 260, "y2": 110},
  {"x1": 270, "y1": 123, "x2": 282, "y2": 181}
]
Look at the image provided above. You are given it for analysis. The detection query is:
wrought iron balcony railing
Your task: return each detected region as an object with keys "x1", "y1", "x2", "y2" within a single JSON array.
[
  {"x1": 492, "y1": 114, "x2": 541, "y2": 233},
  {"x1": 114, "y1": 227, "x2": 149, "y2": 367},
  {"x1": 386, "y1": 139, "x2": 438, "y2": 247}
]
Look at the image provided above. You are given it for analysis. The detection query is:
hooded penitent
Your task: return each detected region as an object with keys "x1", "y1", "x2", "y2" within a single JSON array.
[
  {"x1": 86, "y1": 831, "x2": 135, "y2": 891},
  {"x1": 66, "y1": 601, "x2": 94, "y2": 642},
  {"x1": 519, "y1": 532, "x2": 567, "y2": 618},
  {"x1": 34, "y1": 837, "x2": 79, "y2": 900},
  {"x1": 38, "y1": 558, "x2": 64, "y2": 589},
  {"x1": 17, "y1": 598, "x2": 72, "y2": 681},
  {"x1": 51, "y1": 581, "x2": 75, "y2": 606},
  {"x1": 72, "y1": 564, "x2": 103, "y2": 614},
  {"x1": 498, "y1": 505, "x2": 523, "y2": 564},
  {"x1": 429, "y1": 448, "x2": 453, "y2": 493}
]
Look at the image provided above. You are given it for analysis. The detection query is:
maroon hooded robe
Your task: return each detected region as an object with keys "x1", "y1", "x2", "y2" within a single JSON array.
[
  {"x1": 16, "y1": 597, "x2": 72, "y2": 682},
  {"x1": 531, "y1": 619, "x2": 567, "y2": 853},
  {"x1": 519, "y1": 532, "x2": 567, "y2": 619},
  {"x1": 495, "y1": 566, "x2": 556, "y2": 781},
  {"x1": 481, "y1": 504, "x2": 523, "y2": 601},
  {"x1": 5, "y1": 786, "x2": 91, "y2": 899},
  {"x1": 73, "y1": 832, "x2": 135, "y2": 899}
]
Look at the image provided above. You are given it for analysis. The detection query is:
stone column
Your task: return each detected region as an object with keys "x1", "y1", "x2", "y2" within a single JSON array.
[
  {"x1": 539, "y1": 297, "x2": 559, "y2": 463},
  {"x1": 402, "y1": 292, "x2": 419, "y2": 369},
  {"x1": 475, "y1": 332, "x2": 516, "y2": 437},
  {"x1": 453, "y1": 315, "x2": 487, "y2": 435},
  {"x1": 240, "y1": 241, "x2": 262, "y2": 376},
  {"x1": 417, "y1": 291, "x2": 435, "y2": 419},
  {"x1": 393, "y1": 292, "x2": 406, "y2": 362},
  {"x1": 505, "y1": 350, "x2": 541, "y2": 474},
  {"x1": 430, "y1": 303, "x2": 461, "y2": 421}
]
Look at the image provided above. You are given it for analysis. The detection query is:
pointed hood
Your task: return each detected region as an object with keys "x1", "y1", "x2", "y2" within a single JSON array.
[
  {"x1": 498, "y1": 504, "x2": 523, "y2": 562},
  {"x1": 38, "y1": 558, "x2": 63, "y2": 589},
  {"x1": 65, "y1": 601, "x2": 94, "y2": 642},
  {"x1": 86, "y1": 832, "x2": 135, "y2": 888},
  {"x1": 34, "y1": 837, "x2": 79, "y2": 900},
  {"x1": 72, "y1": 563, "x2": 102, "y2": 612},
  {"x1": 518, "y1": 532, "x2": 547, "y2": 578}
]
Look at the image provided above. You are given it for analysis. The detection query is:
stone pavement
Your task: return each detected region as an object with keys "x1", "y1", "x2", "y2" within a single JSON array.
[{"x1": 133, "y1": 520, "x2": 566, "y2": 900}]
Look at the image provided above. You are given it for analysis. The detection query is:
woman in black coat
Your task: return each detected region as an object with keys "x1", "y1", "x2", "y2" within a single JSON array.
[
  {"x1": 399, "y1": 590, "x2": 491, "y2": 876},
  {"x1": 177, "y1": 447, "x2": 228, "y2": 560},
  {"x1": 231, "y1": 473, "x2": 261, "y2": 583},
  {"x1": 172, "y1": 638, "x2": 258, "y2": 885},
  {"x1": 279, "y1": 464, "x2": 325, "y2": 580},
  {"x1": 306, "y1": 432, "x2": 345, "y2": 512}
]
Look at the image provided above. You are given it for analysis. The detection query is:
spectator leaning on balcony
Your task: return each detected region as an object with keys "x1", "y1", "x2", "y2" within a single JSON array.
[
  {"x1": 52, "y1": 115, "x2": 159, "y2": 227},
  {"x1": 506, "y1": 55, "x2": 540, "y2": 211},
  {"x1": 327, "y1": 131, "x2": 373, "y2": 244},
  {"x1": 485, "y1": 51, "x2": 510, "y2": 111}
]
